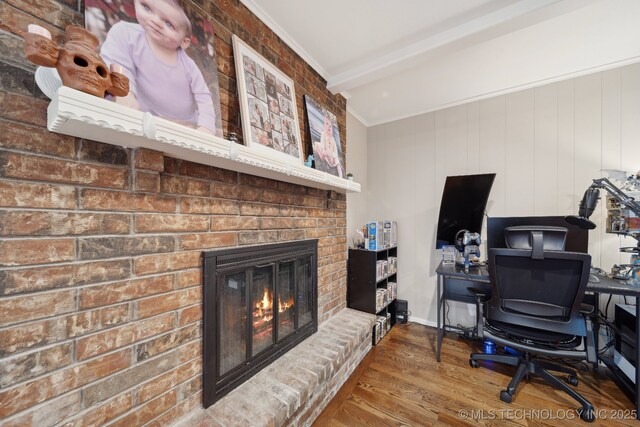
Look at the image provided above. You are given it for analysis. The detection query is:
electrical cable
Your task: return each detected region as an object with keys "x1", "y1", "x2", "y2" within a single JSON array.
[
  {"x1": 604, "y1": 294, "x2": 613, "y2": 320},
  {"x1": 445, "y1": 300, "x2": 450, "y2": 326},
  {"x1": 595, "y1": 316, "x2": 615, "y2": 356},
  {"x1": 455, "y1": 323, "x2": 478, "y2": 338},
  {"x1": 400, "y1": 310, "x2": 414, "y2": 326}
]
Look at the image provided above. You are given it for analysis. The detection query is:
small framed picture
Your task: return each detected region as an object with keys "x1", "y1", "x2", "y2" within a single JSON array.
[
  {"x1": 304, "y1": 95, "x2": 344, "y2": 178},
  {"x1": 232, "y1": 35, "x2": 303, "y2": 163}
]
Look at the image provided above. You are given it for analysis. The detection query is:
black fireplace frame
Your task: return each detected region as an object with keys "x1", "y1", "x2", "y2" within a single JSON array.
[{"x1": 202, "y1": 239, "x2": 318, "y2": 407}]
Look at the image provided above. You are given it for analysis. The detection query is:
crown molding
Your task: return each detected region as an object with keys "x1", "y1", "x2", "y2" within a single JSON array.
[
  {"x1": 363, "y1": 56, "x2": 640, "y2": 128},
  {"x1": 346, "y1": 104, "x2": 371, "y2": 128},
  {"x1": 239, "y1": 0, "x2": 329, "y2": 80},
  {"x1": 326, "y1": 0, "x2": 589, "y2": 94}
]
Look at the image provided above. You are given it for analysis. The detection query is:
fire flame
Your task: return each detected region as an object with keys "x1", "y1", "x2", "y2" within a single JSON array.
[
  {"x1": 278, "y1": 295, "x2": 294, "y2": 313},
  {"x1": 254, "y1": 290, "x2": 294, "y2": 318},
  {"x1": 252, "y1": 290, "x2": 296, "y2": 333},
  {"x1": 255, "y1": 290, "x2": 271, "y2": 322}
]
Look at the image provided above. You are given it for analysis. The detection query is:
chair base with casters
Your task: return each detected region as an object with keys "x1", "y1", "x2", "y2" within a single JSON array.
[
  {"x1": 468, "y1": 285, "x2": 597, "y2": 423},
  {"x1": 470, "y1": 347, "x2": 595, "y2": 422}
]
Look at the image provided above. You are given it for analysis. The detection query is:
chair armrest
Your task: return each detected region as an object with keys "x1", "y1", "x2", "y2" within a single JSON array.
[{"x1": 580, "y1": 303, "x2": 595, "y2": 316}]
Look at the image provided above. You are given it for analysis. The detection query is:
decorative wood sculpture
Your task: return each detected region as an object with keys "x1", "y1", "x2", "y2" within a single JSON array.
[{"x1": 24, "y1": 25, "x2": 128, "y2": 98}]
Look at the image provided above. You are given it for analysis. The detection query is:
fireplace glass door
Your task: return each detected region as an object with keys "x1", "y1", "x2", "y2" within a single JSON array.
[
  {"x1": 252, "y1": 265, "x2": 274, "y2": 356},
  {"x1": 203, "y1": 240, "x2": 318, "y2": 407},
  {"x1": 277, "y1": 261, "x2": 296, "y2": 341},
  {"x1": 297, "y1": 256, "x2": 314, "y2": 327},
  {"x1": 219, "y1": 271, "x2": 247, "y2": 376}
]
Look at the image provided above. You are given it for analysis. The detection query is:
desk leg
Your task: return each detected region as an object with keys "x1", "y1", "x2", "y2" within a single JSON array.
[
  {"x1": 592, "y1": 293, "x2": 600, "y2": 370},
  {"x1": 436, "y1": 274, "x2": 443, "y2": 362},
  {"x1": 635, "y1": 297, "x2": 640, "y2": 420}
]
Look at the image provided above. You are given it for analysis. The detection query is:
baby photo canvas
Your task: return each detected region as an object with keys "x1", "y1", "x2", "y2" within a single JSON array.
[
  {"x1": 305, "y1": 95, "x2": 344, "y2": 178},
  {"x1": 85, "y1": 0, "x2": 223, "y2": 136}
]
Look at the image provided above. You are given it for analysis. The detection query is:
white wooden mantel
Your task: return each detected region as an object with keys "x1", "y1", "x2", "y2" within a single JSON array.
[{"x1": 47, "y1": 87, "x2": 361, "y2": 193}]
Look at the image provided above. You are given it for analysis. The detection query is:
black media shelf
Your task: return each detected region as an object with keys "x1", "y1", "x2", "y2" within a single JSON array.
[{"x1": 347, "y1": 246, "x2": 398, "y2": 345}]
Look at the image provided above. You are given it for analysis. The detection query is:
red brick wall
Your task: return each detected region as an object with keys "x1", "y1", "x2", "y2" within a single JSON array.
[{"x1": 0, "y1": 1, "x2": 348, "y2": 425}]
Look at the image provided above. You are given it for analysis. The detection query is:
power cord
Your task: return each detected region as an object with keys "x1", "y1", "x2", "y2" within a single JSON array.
[
  {"x1": 445, "y1": 300, "x2": 451, "y2": 326},
  {"x1": 457, "y1": 324, "x2": 478, "y2": 339},
  {"x1": 594, "y1": 316, "x2": 615, "y2": 357},
  {"x1": 398, "y1": 310, "x2": 413, "y2": 326},
  {"x1": 604, "y1": 294, "x2": 613, "y2": 320}
]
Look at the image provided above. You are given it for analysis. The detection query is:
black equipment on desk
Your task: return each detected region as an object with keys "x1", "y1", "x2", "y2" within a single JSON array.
[
  {"x1": 436, "y1": 173, "x2": 495, "y2": 249},
  {"x1": 614, "y1": 304, "x2": 637, "y2": 384}
]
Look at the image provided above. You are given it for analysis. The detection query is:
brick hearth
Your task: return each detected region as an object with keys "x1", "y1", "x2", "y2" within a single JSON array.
[{"x1": 176, "y1": 309, "x2": 375, "y2": 427}]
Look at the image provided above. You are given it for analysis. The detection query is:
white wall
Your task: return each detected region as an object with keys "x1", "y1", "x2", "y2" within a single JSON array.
[
  {"x1": 367, "y1": 63, "x2": 640, "y2": 326},
  {"x1": 346, "y1": 112, "x2": 368, "y2": 247}
]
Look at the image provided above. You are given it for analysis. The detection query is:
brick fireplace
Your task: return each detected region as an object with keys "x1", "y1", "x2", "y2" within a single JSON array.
[{"x1": 0, "y1": 1, "x2": 351, "y2": 425}]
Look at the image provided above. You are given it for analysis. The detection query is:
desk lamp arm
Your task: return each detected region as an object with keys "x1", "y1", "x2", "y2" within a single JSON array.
[
  {"x1": 595, "y1": 178, "x2": 640, "y2": 217},
  {"x1": 566, "y1": 177, "x2": 640, "y2": 231}
]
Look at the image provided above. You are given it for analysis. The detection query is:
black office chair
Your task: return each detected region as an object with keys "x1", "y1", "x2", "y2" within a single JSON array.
[{"x1": 469, "y1": 227, "x2": 597, "y2": 422}]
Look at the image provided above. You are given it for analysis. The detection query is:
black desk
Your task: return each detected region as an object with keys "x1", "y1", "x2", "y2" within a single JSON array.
[
  {"x1": 587, "y1": 275, "x2": 640, "y2": 410},
  {"x1": 435, "y1": 260, "x2": 640, "y2": 415},
  {"x1": 435, "y1": 262, "x2": 489, "y2": 362}
]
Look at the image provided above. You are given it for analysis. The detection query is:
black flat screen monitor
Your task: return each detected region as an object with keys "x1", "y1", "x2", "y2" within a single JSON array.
[
  {"x1": 487, "y1": 216, "x2": 589, "y2": 253},
  {"x1": 436, "y1": 173, "x2": 496, "y2": 249}
]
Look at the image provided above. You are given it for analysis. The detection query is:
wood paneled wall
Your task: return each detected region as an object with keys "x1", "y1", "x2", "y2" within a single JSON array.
[{"x1": 367, "y1": 63, "x2": 640, "y2": 325}]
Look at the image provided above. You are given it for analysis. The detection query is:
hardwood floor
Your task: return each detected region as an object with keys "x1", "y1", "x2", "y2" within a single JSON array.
[{"x1": 313, "y1": 323, "x2": 636, "y2": 426}]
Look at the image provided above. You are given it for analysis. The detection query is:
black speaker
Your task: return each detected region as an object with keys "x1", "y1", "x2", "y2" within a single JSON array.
[{"x1": 396, "y1": 299, "x2": 408, "y2": 324}]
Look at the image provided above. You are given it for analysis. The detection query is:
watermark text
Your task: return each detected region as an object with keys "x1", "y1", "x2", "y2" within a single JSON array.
[{"x1": 457, "y1": 408, "x2": 636, "y2": 421}]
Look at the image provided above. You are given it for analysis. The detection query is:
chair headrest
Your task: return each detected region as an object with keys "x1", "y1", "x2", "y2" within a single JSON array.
[{"x1": 505, "y1": 226, "x2": 568, "y2": 259}]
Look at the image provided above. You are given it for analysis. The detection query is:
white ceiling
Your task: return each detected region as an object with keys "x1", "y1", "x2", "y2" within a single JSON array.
[{"x1": 241, "y1": 0, "x2": 640, "y2": 126}]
